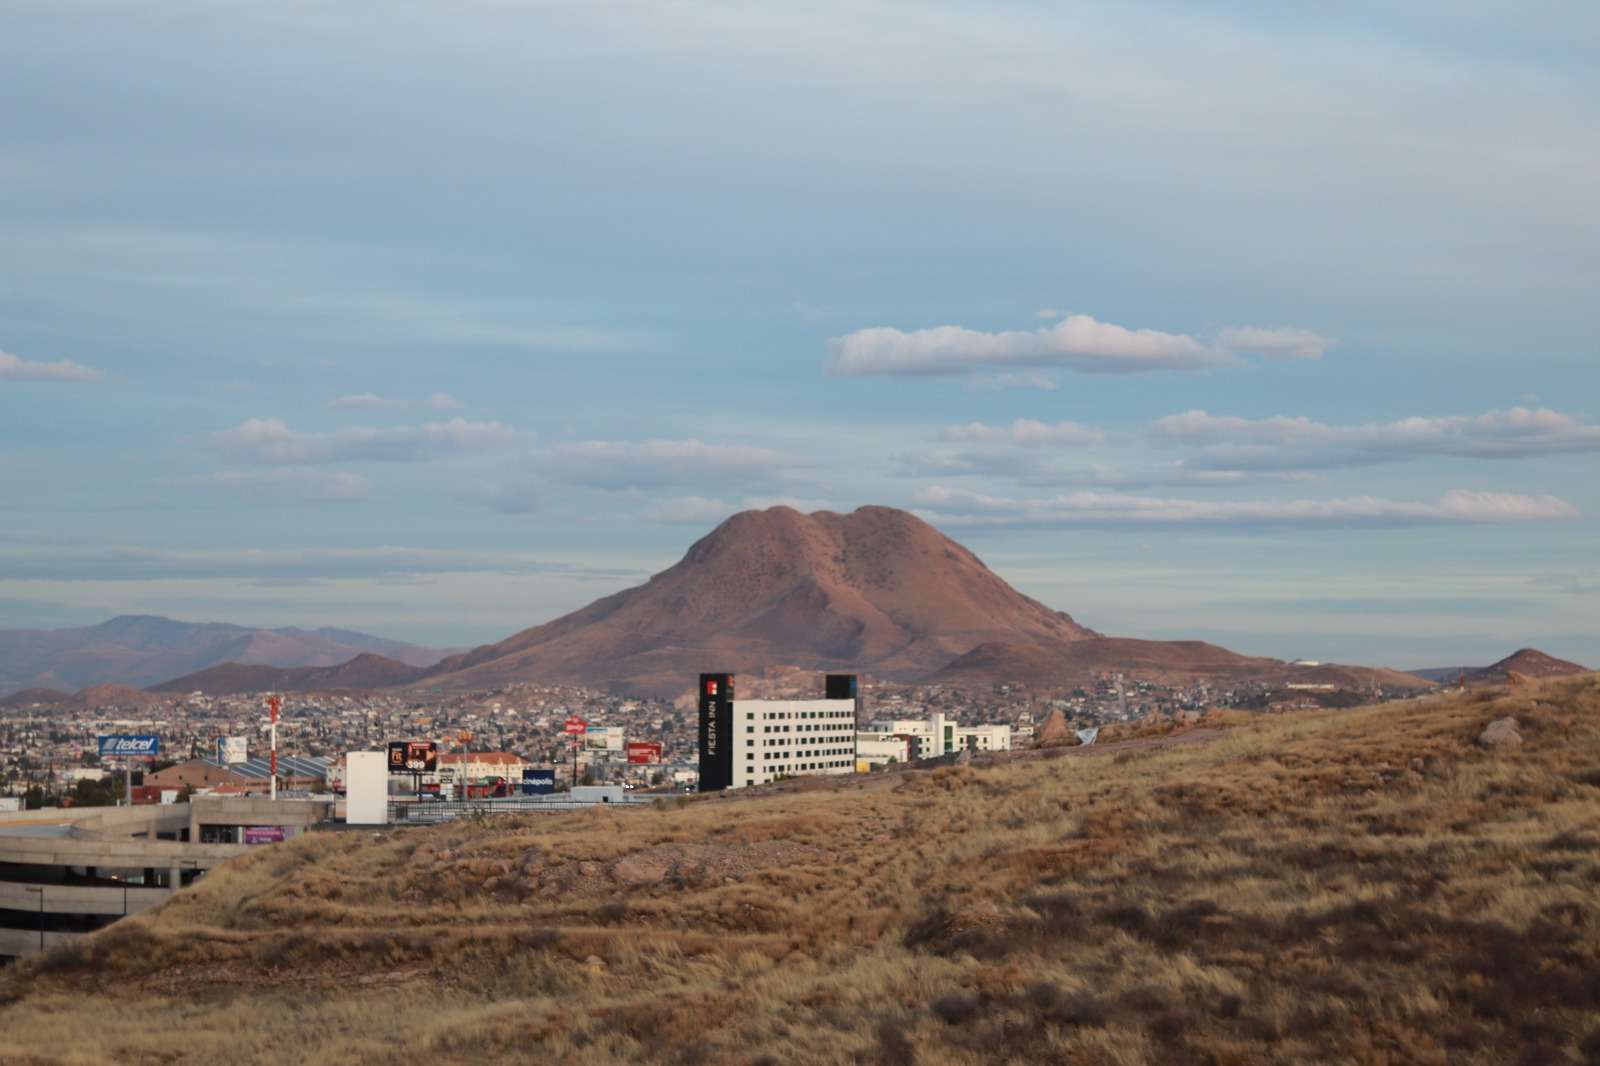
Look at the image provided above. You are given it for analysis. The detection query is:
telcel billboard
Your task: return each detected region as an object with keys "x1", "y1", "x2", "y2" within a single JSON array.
[{"x1": 99, "y1": 735, "x2": 159, "y2": 759}]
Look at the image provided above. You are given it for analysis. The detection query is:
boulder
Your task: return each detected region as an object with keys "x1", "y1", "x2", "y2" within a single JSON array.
[
  {"x1": 613, "y1": 854, "x2": 671, "y2": 885},
  {"x1": 1478, "y1": 717, "x2": 1523, "y2": 748}
]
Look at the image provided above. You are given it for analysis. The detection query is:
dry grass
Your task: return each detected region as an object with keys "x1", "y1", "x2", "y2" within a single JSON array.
[{"x1": 4, "y1": 675, "x2": 1600, "y2": 1065}]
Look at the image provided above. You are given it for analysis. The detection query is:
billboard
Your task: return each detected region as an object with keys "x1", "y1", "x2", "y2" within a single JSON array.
[
  {"x1": 626, "y1": 741, "x2": 663, "y2": 765},
  {"x1": 98, "y1": 735, "x2": 159, "y2": 759},
  {"x1": 583, "y1": 726, "x2": 624, "y2": 752},
  {"x1": 521, "y1": 767, "x2": 557, "y2": 795},
  {"x1": 217, "y1": 736, "x2": 247, "y2": 764},
  {"x1": 698, "y1": 673, "x2": 733, "y2": 792},
  {"x1": 388, "y1": 740, "x2": 438, "y2": 774},
  {"x1": 244, "y1": 826, "x2": 286, "y2": 844}
]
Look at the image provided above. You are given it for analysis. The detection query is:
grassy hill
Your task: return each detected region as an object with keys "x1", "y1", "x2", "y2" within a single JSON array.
[{"x1": 4, "y1": 676, "x2": 1599, "y2": 1065}]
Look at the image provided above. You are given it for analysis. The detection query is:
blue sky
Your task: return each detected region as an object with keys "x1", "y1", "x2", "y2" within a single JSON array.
[{"x1": 2, "y1": 1, "x2": 1596, "y2": 668}]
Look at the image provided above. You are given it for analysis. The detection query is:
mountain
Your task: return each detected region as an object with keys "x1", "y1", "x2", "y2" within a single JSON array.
[
  {"x1": 1408, "y1": 666, "x2": 1478, "y2": 684},
  {"x1": 148, "y1": 653, "x2": 425, "y2": 696},
  {"x1": 929, "y1": 638, "x2": 1433, "y2": 691},
  {"x1": 0, "y1": 687, "x2": 70, "y2": 709},
  {"x1": 415, "y1": 505, "x2": 1099, "y2": 696},
  {"x1": 0, "y1": 615, "x2": 449, "y2": 696},
  {"x1": 1464, "y1": 648, "x2": 1589, "y2": 685}
]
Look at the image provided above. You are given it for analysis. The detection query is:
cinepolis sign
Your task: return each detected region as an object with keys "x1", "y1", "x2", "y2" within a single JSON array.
[{"x1": 98, "y1": 735, "x2": 160, "y2": 759}]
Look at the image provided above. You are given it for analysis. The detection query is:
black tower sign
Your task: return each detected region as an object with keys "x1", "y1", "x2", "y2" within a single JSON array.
[{"x1": 698, "y1": 672, "x2": 735, "y2": 792}]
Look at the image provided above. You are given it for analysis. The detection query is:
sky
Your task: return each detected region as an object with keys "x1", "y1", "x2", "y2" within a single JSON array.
[{"x1": 1, "y1": 0, "x2": 1597, "y2": 668}]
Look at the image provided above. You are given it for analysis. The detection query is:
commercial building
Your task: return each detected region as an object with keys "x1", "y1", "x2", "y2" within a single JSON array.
[
  {"x1": 0, "y1": 797, "x2": 331, "y2": 959},
  {"x1": 865, "y1": 713, "x2": 1012, "y2": 760},
  {"x1": 698, "y1": 673, "x2": 859, "y2": 791},
  {"x1": 144, "y1": 755, "x2": 332, "y2": 797},
  {"x1": 437, "y1": 751, "x2": 528, "y2": 786},
  {"x1": 855, "y1": 732, "x2": 912, "y2": 769}
]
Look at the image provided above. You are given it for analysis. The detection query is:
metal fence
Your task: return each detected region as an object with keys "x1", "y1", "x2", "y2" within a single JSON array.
[{"x1": 386, "y1": 794, "x2": 653, "y2": 825}]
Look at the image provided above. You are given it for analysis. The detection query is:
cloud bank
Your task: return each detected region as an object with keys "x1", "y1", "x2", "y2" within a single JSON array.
[
  {"x1": 1155, "y1": 407, "x2": 1600, "y2": 470},
  {"x1": 828, "y1": 315, "x2": 1334, "y2": 379},
  {"x1": 0, "y1": 348, "x2": 102, "y2": 383},
  {"x1": 912, "y1": 486, "x2": 1578, "y2": 530}
]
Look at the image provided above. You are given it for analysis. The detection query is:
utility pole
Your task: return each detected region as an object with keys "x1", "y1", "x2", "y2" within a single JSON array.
[{"x1": 268, "y1": 695, "x2": 281, "y2": 801}]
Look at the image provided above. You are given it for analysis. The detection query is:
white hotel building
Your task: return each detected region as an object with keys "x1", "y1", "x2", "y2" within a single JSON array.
[
  {"x1": 699, "y1": 673, "x2": 858, "y2": 791},
  {"x1": 734, "y1": 699, "x2": 858, "y2": 789}
]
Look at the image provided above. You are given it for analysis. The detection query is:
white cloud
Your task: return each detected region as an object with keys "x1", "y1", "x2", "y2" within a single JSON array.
[
  {"x1": 912, "y1": 485, "x2": 1578, "y2": 530},
  {"x1": 427, "y1": 392, "x2": 465, "y2": 410},
  {"x1": 183, "y1": 469, "x2": 373, "y2": 502},
  {"x1": 938, "y1": 419, "x2": 1105, "y2": 445},
  {"x1": 1216, "y1": 326, "x2": 1336, "y2": 360},
  {"x1": 549, "y1": 439, "x2": 787, "y2": 490},
  {"x1": 0, "y1": 347, "x2": 102, "y2": 382},
  {"x1": 328, "y1": 393, "x2": 408, "y2": 410},
  {"x1": 829, "y1": 313, "x2": 1229, "y2": 378},
  {"x1": 215, "y1": 417, "x2": 516, "y2": 464},
  {"x1": 1154, "y1": 407, "x2": 1600, "y2": 470}
]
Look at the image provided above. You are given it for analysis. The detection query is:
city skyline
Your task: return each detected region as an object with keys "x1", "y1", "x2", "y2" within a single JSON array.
[{"x1": 3, "y1": 2, "x2": 1597, "y2": 667}]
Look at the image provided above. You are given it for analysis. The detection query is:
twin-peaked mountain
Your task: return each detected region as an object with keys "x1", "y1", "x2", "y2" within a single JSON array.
[{"x1": 413, "y1": 505, "x2": 1100, "y2": 696}]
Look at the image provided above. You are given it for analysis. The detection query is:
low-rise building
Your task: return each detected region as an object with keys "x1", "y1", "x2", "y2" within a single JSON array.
[
  {"x1": 855, "y1": 732, "x2": 911, "y2": 769},
  {"x1": 145, "y1": 755, "x2": 331, "y2": 797},
  {"x1": 866, "y1": 713, "x2": 1012, "y2": 759}
]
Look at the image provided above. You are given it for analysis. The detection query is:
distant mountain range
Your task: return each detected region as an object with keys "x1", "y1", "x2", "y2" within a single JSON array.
[
  {"x1": 0, "y1": 615, "x2": 449, "y2": 697},
  {"x1": 11, "y1": 509, "x2": 1570, "y2": 705},
  {"x1": 1410, "y1": 648, "x2": 1590, "y2": 686}
]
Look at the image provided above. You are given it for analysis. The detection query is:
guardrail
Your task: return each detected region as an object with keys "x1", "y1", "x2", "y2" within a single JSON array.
[{"x1": 386, "y1": 794, "x2": 653, "y2": 825}]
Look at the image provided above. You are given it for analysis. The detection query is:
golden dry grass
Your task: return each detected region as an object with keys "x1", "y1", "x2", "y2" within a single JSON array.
[{"x1": 4, "y1": 675, "x2": 1599, "y2": 1065}]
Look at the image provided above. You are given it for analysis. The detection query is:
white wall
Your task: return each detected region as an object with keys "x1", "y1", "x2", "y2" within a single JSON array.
[{"x1": 345, "y1": 751, "x2": 389, "y2": 825}]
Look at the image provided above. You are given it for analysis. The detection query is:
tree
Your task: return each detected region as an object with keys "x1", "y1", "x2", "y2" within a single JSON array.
[
  {"x1": 69, "y1": 777, "x2": 117, "y2": 807},
  {"x1": 579, "y1": 769, "x2": 597, "y2": 786}
]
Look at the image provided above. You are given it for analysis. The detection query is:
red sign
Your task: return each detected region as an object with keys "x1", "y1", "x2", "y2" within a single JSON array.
[
  {"x1": 626, "y1": 741, "x2": 662, "y2": 765},
  {"x1": 563, "y1": 716, "x2": 588, "y2": 735}
]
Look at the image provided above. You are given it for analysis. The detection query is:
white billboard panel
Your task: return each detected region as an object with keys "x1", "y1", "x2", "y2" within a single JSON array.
[
  {"x1": 218, "y1": 736, "x2": 248, "y2": 764},
  {"x1": 346, "y1": 751, "x2": 389, "y2": 825},
  {"x1": 583, "y1": 725, "x2": 625, "y2": 752}
]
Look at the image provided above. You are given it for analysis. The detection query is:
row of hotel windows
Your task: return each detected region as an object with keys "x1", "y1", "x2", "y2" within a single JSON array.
[
  {"x1": 747, "y1": 711, "x2": 853, "y2": 720},
  {"x1": 760, "y1": 749, "x2": 850, "y2": 760},
  {"x1": 754, "y1": 723, "x2": 847, "y2": 734},
  {"x1": 746, "y1": 758, "x2": 852, "y2": 778}
]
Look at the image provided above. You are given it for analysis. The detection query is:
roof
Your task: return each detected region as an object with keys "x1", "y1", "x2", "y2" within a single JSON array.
[
  {"x1": 200, "y1": 755, "x2": 331, "y2": 780},
  {"x1": 439, "y1": 752, "x2": 526, "y2": 765}
]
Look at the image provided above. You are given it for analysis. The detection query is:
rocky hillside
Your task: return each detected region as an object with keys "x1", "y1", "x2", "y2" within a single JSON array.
[
  {"x1": 148, "y1": 653, "x2": 425, "y2": 696},
  {"x1": 1465, "y1": 647, "x2": 1589, "y2": 684}
]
